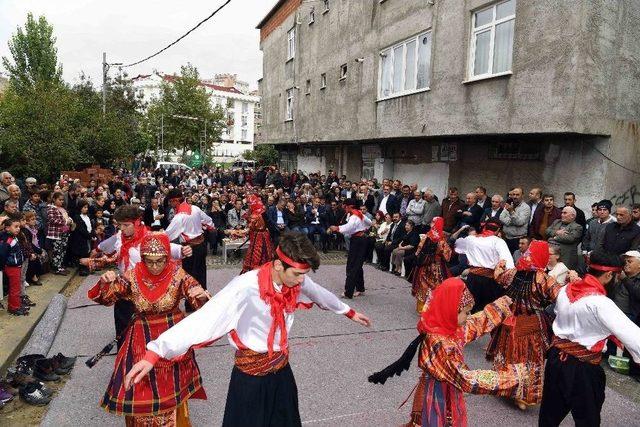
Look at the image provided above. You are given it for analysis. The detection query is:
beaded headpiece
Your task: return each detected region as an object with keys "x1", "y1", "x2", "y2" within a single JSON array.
[
  {"x1": 140, "y1": 232, "x2": 170, "y2": 257},
  {"x1": 458, "y1": 286, "x2": 475, "y2": 311}
]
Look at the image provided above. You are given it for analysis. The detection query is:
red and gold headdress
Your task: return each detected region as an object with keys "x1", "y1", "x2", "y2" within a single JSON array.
[{"x1": 248, "y1": 194, "x2": 266, "y2": 216}]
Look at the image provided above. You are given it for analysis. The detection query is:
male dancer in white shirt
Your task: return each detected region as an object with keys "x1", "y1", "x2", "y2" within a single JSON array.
[
  {"x1": 82, "y1": 205, "x2": 191, "y2": 346},
  {"x1": 165, "y1": 188, "x2": 214, "y2": 311},
  {"x1": 454, "y1": 219, "x2": 514, "y2": 312},
  {"x1": 538, "y1": 250, "x2": 640, "y2": 426},
  {"x1": 124, "y1": 232, "x2": 371, "y2": 427},
  {"x1": 328, "y1": 198, "x2": 372, "y2": 299}
]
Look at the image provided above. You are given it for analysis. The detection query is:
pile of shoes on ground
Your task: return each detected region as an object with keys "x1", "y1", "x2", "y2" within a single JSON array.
[{"x1": 0, "y1": 353, "x2": 76, "y2": 408}]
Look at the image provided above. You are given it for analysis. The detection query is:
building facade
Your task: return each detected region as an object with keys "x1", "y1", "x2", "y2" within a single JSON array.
[
  {"x1": 132, "y1": 73, "x2": 260, "y2": 159},
  {"x1": 257, "y1": 0, "x2": 640, "y2": 207}
]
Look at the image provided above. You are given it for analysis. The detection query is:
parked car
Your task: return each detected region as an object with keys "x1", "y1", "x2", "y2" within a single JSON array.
[{"x1": 156, "y1": 161, "x2": 192, "y2": 172}]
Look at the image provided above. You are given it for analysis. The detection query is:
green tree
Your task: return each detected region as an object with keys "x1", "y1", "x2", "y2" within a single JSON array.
[
  {"x1": 147, "y1": 64, "x2": 224, "y2": 159},
  {"x1": 244, "y1": 144, "x2": 279, "y2": 166},
  {"x1": 1, "y1": 13, "x2": 63, "y2": 94}
]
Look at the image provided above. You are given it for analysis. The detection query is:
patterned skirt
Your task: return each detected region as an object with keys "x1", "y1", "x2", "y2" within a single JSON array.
[
  {"x1": 101, "y1": 310, "x2": 206, "y2": 417},
  {"x1": 408, "y1": 373, "x2": 467, "y2": 427},
  {"x1": 485, "y1": 312, "x2": 549, "y2": 404},
  {"x1": 411, "y1": 257, "x2": 450, "y2": 307},
  {"x1": 241, "y1": 230, "x2": 275, "y2": 274}
]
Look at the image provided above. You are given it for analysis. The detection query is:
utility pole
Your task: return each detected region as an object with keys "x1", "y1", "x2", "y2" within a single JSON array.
[{"x1": 102, "y1": 52, "x2": 107, "y2": 116}]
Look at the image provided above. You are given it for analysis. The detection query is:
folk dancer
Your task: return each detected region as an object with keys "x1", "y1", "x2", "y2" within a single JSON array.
[
  {"x1": 81, "y1": 205, "x2": 191, "y2": 347},
  {"x1": 489, "y1": 240, "x2": 562, "y2": 410},
  {"x1": 454, "y1": 219, "x2": 514, "y2": 312},
  {"x1": 124, "y1": 232, "x2": 371, "y2": 427},
  {"x1": 165, "y1": 188, "x2": 214, "y2": 311},
  {"x1": 410, "y1": 217, "x2": 452, "y2": 313},
  {"x1": 328, "y1": 198, "x2": 372, "y2": 299},
  {"x1": 369, "y1": 277, "x2": 530, "y2": 427},
  {"x1": 538, "y1": 250, "x2": 640, "y2": 426},
  {"x1": 238, "y1": 194, "x2": 275, "y2": 274},
  {"x1": 88, "y1": 232, "x2": 210, "y2": 426}
]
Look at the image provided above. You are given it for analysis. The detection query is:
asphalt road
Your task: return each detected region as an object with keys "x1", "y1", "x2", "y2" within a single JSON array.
[{"x1": 42, "y1": 265, "x2": 640, "y2": 426}]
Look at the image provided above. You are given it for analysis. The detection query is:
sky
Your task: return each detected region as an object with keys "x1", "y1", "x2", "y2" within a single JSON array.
[{"x1": 0, "y1": 0, "x2": 276, "y2": 89}]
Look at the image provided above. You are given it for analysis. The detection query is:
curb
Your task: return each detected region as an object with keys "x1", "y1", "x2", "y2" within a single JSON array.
[{"x1": 0, "y1": 270, "x2": 77, "y2": 375}]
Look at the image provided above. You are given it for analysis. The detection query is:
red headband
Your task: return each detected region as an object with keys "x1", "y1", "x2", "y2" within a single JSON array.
[
  {"x1": 589, "y1": 264, "x2": 623, "y2": 272},
  {"x1": 276, "y1": 246, "x2": 311, "y2": 270}
]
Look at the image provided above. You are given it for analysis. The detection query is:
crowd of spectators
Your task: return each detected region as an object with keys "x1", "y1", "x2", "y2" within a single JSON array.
[{"x1": 0, "y1": 166, "x2": 639, "y2": 367}]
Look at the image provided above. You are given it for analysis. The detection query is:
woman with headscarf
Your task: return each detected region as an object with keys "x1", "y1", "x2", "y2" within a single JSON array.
[
  {"x1": 239, "y1": 194, "x2": 275, "y2": 274},
  {"x1": 410, "y1": 217, "x2": 452, "y2": 313},
  {"x1": 369, "y1": 278, "x2": 529, "y2": 426},
  {"x1": 88, "y1": 232, "x2": 210, "y2": 426},
  {"x1": 488, "y1": 239, "x2": 562, "y2": 410}
]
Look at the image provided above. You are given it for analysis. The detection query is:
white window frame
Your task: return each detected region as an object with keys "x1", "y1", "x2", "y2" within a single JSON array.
[
  {"x1": 287, "y1": 27, "x2": 296, "y2": 61},
  {"x1": 320, "y1": 73, "x2": 327, "y2": 89},
  {"x1": 339, "y1": 64, "x2": 347, "y2": 80},
  {"x1": 285, "y1": 88, "x2": 294, "y2": 121},
  {"x1": 467, "y1": 0, "x2": 516, "y2": 81},
  {"x1": 309, "y1": 8, "x2": 315, "y2": 24},
  {"x1": 323, "y1": 0, "x2": 330, "y2": 14},
  {"x1": 377, "y1": 31, "x2": 432, "y2": 101}
]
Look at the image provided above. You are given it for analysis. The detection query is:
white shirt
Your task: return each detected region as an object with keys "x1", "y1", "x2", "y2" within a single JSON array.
[
  {"x1": 165, "y1": 204, "x2": 214, "y2": 243},
  {"x1": 455, "y1": 235, "x2": 514, "y2": 269},
  {"x1": 151, "y1": 208, "x2": 161, "y2": 227},
  {"x1": 553, "y1": 286, "x2": 640, "y2": 362},
  {"x1": 147, "y1": 269, "x2": 351, "y2": 358},
  {"x1": 98, "y1": 231, "x2": 183, "y2": 274},
  {"x1": 80, "y1": 214, "x2": 92, "y2": 233},
  {"x1": 379, "y1": 195, "x2": 390, "y2": 215},
  {"x1": 338, "y1": 214, "x2": 372, "y2": 237}
]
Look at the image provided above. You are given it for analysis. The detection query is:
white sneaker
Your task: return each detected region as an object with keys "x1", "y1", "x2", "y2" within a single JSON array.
[{"x1": 24, "y1": 282, "x2": 30, "y2": 288}]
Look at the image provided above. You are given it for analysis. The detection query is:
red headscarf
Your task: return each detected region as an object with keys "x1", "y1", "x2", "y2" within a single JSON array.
[
  {"x1": 247, "y1": 194, "x2": 266, "y2": 216},
  {"x1": 134, "y1": 233, "x2": 177, "y2": 302},
  {"x1": 119, "y1": 218, "x2": 148, "y2": 270},
  {"x1": 257, "y1": 261, "x2": 301, "y2": 357},
  {"x1": 516, "y1": 240, "x2": 549, "y2": 271},
  {"x1": 417, "y1": 278, "x2": 473, "y2": 338},
  {"x1": 426, "y1": 216, "x2": 444, "y2": 242}
]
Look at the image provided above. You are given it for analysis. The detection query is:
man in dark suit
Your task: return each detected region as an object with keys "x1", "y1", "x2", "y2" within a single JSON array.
[
  {"x1": 143, "y1": 198, "x2": 167, "y2": 231},
  {"x1": 481, "y1": 194, "x2": 505, "y2": 223},
  {"x1": 457, "y1": 192, "x2": 484, "y2": 232},
  {"x1": 325, "y1": 200, "x2": 346, "y2": 249},
  {"x1": 375, "y1": 212, "x2": 406, "y2": 271},
  {"x1": 474, "y1": 186, "x2": 491, "y2": 211},
  {"x1": 266, "y1": 199, "x2": 288, "y2": 245},
  {"x1": 305, "y1": 197, "x2": 329, "y2": 253},
  {"x1": 375, "y1": 184, "x2": 399, "y2": 215}
]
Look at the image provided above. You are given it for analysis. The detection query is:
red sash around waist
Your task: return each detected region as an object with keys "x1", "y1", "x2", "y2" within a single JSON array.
[{"x1": 234, "y1": 348, "x2": 289, "y2": 376}]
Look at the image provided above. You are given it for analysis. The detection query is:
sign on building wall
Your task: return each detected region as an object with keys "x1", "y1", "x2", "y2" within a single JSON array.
[{"x1": 432, "y1": 142, "x2": 458, "y2": 162}]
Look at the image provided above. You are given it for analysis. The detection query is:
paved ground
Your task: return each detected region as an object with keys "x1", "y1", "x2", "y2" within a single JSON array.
[{"x1": 41, "y1": 265, "x2": 640, "y2": 426}]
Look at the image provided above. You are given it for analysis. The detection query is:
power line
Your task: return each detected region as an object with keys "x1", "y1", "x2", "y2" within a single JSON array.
[
  {"x1": 121, "y1": 0, "x2": 232, "y2": 68},
  {"x1": 586, "y1": 140, "x2": 640, "y2": 175}
]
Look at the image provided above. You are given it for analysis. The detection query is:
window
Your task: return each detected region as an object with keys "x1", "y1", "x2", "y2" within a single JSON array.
[
  {"x1": 287, "y1": 28, "x2": 296, "y2": 60},
  {"x1": 285, "y1": 88, "x2": 294, "y2": 121},
  {"x1": 469, "y1": 0, "x2": 516, "y2": 79},
  {"x1": 378, "y1": 31, "x2": 432, "y2": 99},
  {"x1": 242, "y1": 102, "x2": 248, "y2": 114},
  {"x1": 309, "y1": 8, "x2": 315, "y2": 24},
  {"x1": 323, "y1": 0, "x2": 330, "y2": 13},
  {"x1": 305, "y1": 79, "x2": 311, "y2": 94},
  {"x1": 320, "y1": 73, "x2": 327, "y2": 89},
  {"x1": 339, "y1": 64, "x2": 347, "y2": 80},
  {"x1": 241, "y1": 129, "x2": 248, "y2": 141}
]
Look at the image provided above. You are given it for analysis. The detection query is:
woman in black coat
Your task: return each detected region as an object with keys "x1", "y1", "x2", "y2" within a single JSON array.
[
  {"x1": 70, "y1": 201, "x2": 94, "y2": 276},
  {"x1": 207, "y1": 199, "x2": 227, "y2": 255}
]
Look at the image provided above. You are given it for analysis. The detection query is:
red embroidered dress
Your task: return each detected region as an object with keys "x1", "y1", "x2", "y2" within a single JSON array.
[
  {"x1": 240, "y1": 195, "x2": 274, "y2": 274},
  {"x1": 409, "y1": 279, "x2": 529, "y2": 427},
  {"x1": 486, "y1": 240, "x2": 561, "y2": 405},
  {"x1": 88, "y1": 235, "x2": 206, "y2": 421}
]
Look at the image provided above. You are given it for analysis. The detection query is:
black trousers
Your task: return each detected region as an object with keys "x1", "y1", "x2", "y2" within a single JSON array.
[
  {"x1": 374, "y1": 242, "x2": 396, "y2": 270},
  {"x1": 114, "y1": 299, "x2": 136, "y2": 349},
  {"x1": 344, "y1": 235, "x2": 367, "y2": 298},
  {"x1": 464, "y1": 272, "x2": 505, "y2": 313},
  {"x1": 538, "y1": 347, "x2": 606, "y2": 427},
  {"x1": 223, "y1": 365, "x2": 301, "y2": 427},
  {"x1": 182, "y1": 239, "x2": 207, "y2": 312}
]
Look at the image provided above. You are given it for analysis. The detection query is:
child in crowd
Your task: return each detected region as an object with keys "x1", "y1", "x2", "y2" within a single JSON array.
[
  {"x1": 104, "y1": 215, "x2": 117, "y2": 239},
  {"x1": 22, "y1": 212, "x2": 44, "y2": 286},
  {"x1": 92, "y1": 208, "x2": 108, "y2": 229},
  {"x1": 0, "y1": 218, "x2": 30, "y2": 315}
]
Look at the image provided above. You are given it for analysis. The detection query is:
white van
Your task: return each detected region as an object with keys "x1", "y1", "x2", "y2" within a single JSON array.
[{"x1": 156, "y1": 162, "x2": 192, "y2": 172}]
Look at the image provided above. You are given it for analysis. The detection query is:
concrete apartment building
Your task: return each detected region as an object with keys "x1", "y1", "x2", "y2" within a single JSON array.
[
  {"x1": 257, "y1": 0, "x2": 640, "y2": 205},
  {"x1": 132, "y1": 73, "x2": 260, "y2": 160}
]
